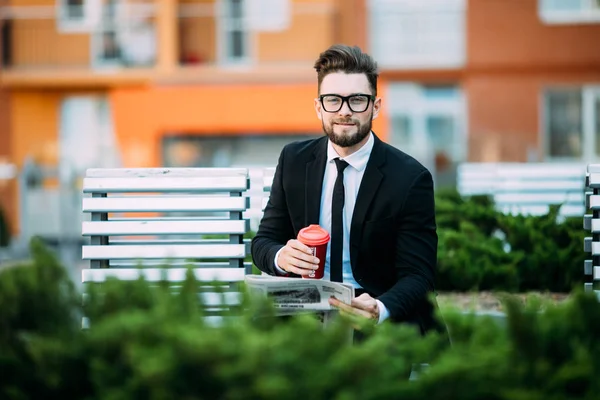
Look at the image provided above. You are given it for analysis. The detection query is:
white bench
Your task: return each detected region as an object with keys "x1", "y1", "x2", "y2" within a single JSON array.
[
  {"x1": 457, "y1": 162, "x2": 587, "y2": 217},
  {"x1": 80, "y1": 168, "x2": 252, "y2": 322}
]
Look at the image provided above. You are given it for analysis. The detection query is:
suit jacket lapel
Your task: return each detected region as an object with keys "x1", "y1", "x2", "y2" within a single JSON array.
[
  {"x1": 305, "y1": 137, "x2": 328, "y2": 226},
  {"x1": 350, "y1": 134, "x2": 385, "y2": 268}
]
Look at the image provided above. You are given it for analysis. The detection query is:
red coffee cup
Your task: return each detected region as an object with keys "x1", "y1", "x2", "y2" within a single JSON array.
[{"x1": 297, "y1": 224, "x2": 330, "y2": 279}]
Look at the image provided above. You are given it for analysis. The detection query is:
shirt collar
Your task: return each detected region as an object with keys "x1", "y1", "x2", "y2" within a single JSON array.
[{"x1": 326, "y1": 132, "x2": 374, "y2": 172}]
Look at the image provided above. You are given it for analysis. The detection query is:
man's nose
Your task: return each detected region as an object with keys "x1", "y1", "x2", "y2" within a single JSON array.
[{"x1": 337, "y1": 100, "x2": 352, "y2": 116}]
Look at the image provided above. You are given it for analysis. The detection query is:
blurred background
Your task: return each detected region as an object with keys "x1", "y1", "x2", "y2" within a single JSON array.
[{"x1": 0, "y1": 0, "x2": 599, "y2": 273}]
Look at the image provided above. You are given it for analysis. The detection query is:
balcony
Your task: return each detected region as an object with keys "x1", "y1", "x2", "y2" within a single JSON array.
[
  {"x1": 368, "y1": 0, "x2": 466, "y2": 70},
  {"x1": 0, "y1": 1, "x2": 157, "y2": 88},
  {"x1": 169, "y1": 0, "x2": 338, "y2": 84},
  {"x1": 0, "y1": 0, "x2": 340, "y2": 88}
]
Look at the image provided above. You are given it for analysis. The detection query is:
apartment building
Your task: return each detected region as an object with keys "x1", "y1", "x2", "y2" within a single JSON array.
[
  {"x1": 370, "y1": 0, "x2": 600, "y2": 186},
  {"x1": 1, "y1": 0, "x2": 599, "y2": 239},
  {"x1": 0, "y1": 0, "x2": 374, "y2": 238}
]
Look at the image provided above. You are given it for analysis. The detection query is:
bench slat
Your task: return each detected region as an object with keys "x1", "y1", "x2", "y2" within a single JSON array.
[
  {"x1": 498, "y1": 181, "x2": 582, "y2": 190},
  {"x1": 495, "y1": 193, "x2": 583, "y2": 204},
  {"x1": 498, "y1": 204, "x2": 585, "y2": 216},
  {"x1": 82, "y1": 220, "x2": 247, "y2": 236},
  {"x1": 82, "y1": 244, "x2": 246, "y2": 260},
  {"x1": 85, "y1": 290, "x2": 240, "y2": 306},
  {"x1": 459, "y1": 163, "x2": 585, "y2": 176},
  {"x1": 83, "y1": 176, "x2": 248, "y2": 193},
  {"x1": 86, "y1": 168, "x2": 248, "y2": 178},
  {"x1": 82, "y1": 196, "x2": 248, "y2": 212},
  {"x1": 82, "y1": 267, "x2": 246, "y2": 282},
  {"x1": 106, "y1": 261, "x2": 253, "y2": 269}
]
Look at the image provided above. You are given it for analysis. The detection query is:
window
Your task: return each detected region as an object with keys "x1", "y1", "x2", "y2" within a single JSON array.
[
  {"x1": 90, "y1": 0, "x2": 156, "y2": 68},
  {"x1": 368, "y1": 0, "x2": 466, "y2": 69},
  {"x1": 57, "y1": 0, "x2": 102, "y2": 33},
  {"x1": 539, "y1": 0, "x2": 600, "y2": 24},
  {"x1": 388, "y1": 83, "x2": 466, "y2": 187},
  {"x1": 162, "y1": 134, "x2": 320, "y2": 168},
  {"x1": 219, "y1": 0, "x2": 251, "y2": 64},
  {"x1": 543, "y1": 86, "x2": 600, "y2": 160}
]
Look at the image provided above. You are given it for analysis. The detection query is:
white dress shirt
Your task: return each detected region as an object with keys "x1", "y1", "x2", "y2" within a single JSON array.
[{"x1": 275, "y1": 132, "x2": 390, "y2": 324}]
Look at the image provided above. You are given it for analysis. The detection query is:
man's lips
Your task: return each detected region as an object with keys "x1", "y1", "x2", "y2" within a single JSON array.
[{"x1": 334, "y1": 122, "x2": 355, "y2": 126}]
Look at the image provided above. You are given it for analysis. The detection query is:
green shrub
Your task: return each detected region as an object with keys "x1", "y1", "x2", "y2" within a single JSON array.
[
  {"x1": 2, "y1": 240, "x2": 600, "y2": 399},
  {"x1": 434, "y1": 189, "x2": 586, "y2": 293}
]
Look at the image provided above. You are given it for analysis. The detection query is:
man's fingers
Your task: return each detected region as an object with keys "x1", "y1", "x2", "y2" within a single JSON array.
[
  {"x1": 289, "y1": 241, "x2": 320, "y2": 264},
  {"x1": 351, "y1": 294, "x2": 378, "y2": 315},
  {"x1": 287, "y1": 239, "x2": 312, "y2": 254},
  {"x1": 288, "y1": 241, "x2": 320, "y2": 264},
  {"x1": 329, "y1": 297, "x2": 373, "y2": 319},
  {"x1": 283, "y1": 254, "x2": 317, "y2": 272},
  {"x1": 285, "y1": 266, "x2": 313, "y2": 276}
]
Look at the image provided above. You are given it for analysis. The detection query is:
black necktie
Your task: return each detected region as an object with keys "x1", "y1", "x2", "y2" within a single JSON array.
[{"x1": 331, "y1": 158, "x2": 349, "y2": 282}]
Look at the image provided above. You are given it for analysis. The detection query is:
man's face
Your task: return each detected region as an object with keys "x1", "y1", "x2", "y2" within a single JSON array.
[{"x1": 314, "y1": 72, "x2": 381, "y2": 148}]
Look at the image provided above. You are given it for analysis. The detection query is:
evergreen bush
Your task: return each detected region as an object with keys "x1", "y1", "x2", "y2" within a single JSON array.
[
  {"x1": 434, "y1": 189, "x2": 586, "y2": 293},
  {"x1": 1, "y1": 239, "x2": 600, "y2": 399}
]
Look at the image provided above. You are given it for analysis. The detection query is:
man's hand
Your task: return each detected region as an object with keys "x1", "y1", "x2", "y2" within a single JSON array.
[
  {"x1": 329, "y1": 293, "x2": 380, "y2": 329},
  {"x1": 277, "y1": 239, "x2": 320, "y2": 276}
]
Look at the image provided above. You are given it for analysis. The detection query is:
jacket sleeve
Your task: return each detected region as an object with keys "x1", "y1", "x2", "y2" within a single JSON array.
[
  {"x1": 251, "y1": 146, "x2": 296, "y2": 275},
  {"x1": 377, "y1": 169, "x2": 438, "y2": 321}
]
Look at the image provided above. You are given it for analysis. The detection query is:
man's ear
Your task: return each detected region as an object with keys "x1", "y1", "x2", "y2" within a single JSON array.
[
  {"x1": 314, "y1": 98, "x2": 323, "y2": 121},
  {"x1": 372, "y1": 97, "x2": 382, "y2": 120}
]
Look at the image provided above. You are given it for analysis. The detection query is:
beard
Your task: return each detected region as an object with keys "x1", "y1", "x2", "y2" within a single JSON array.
[{"x1": 322, "y1": 113, "x2": 372, "y2": 148}]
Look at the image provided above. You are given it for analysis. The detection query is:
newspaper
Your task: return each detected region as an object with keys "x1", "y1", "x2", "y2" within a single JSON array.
[{"x1": 244, "y1": 274, "x2": 355, "y2": 316}]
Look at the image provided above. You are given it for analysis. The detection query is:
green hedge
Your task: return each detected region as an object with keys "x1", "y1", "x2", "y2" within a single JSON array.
[
  {"x1": 434, "y1": 189, "x2": 587, "y2": 293},
  {"x1": 1, "y1": 239, "x2": 600, "y2": 399}
]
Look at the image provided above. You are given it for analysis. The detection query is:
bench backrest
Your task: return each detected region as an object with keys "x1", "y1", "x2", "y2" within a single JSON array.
[
  {"x1": 82, "y1": 167, "x2": 250, "y2": 267},
  {"x1": 457, "y1": 162, "x2": 587, "y2": 217},
  {"x1": 80, "y1": 168, "x2": 252, "y2": 324}
]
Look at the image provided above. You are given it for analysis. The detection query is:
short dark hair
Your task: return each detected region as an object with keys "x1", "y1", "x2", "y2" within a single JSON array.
[{"x1": 313, "y1": 44, "x2": 379, "y2": 95}]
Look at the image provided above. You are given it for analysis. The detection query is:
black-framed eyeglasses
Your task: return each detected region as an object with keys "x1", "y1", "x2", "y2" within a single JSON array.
[{"x1": 318, "y1": 93, "x2": 376, "y2": 113}]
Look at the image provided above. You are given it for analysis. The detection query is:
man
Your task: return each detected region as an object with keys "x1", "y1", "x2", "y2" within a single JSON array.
[{"x1": 251, "y1": 44, "x2": 445, "y2": 336}]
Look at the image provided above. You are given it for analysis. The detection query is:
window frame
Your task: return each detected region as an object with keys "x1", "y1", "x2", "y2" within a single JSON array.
[
  {"x1": 541, "y1": 85, "x2": 600, "y2": 162},
  {"x1": 216, "y1": 0, "x2": 254, "y2": 66},
  {"x1": 387, "y1": 83, "x2": 468, "y2": 176},
  {"x1": 368, "y1": 0, "x2": 466, "y2": 69},
  {"x1": 538, "y1": 0, "x2": 600, "y2": 25},
  {"x1": 57, "y1": 0, "x2": 102, "y2": 33}
]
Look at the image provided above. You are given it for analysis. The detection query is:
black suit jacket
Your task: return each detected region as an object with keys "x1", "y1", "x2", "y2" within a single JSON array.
[{"x1": 251, "y1": 133, "x2": 446, "y2": 336}]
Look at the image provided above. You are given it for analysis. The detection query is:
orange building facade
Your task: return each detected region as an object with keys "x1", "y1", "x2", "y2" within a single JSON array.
[
  {"x1": 1, "y1": 0, "x2": 600, "y2": 238},
  {"x1": 0, "y1": 0, "x2": 380, "y2": 236}
]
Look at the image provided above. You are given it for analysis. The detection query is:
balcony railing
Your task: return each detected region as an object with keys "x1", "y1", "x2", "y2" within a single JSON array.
[
  {"x1": 0, "y1": 1, "x2": 338, "y2": 82},
  {"x1": 0, "y1": 2, "x2": 157, "y2": 71},
  {"x1": 177, "y1": 1, "x2": 337, "y2": 67},
  {"x1": 368, "y1": 0, "x2": 466, "y2": 70}
]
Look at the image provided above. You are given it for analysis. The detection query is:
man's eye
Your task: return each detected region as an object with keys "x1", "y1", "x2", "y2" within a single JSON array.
[
  {"x1": 350, "y1": 96, "x2": 367, "y2": 104},
  {"x1": 325, "y1": 97, "x2": 341, "y2": 104}
]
